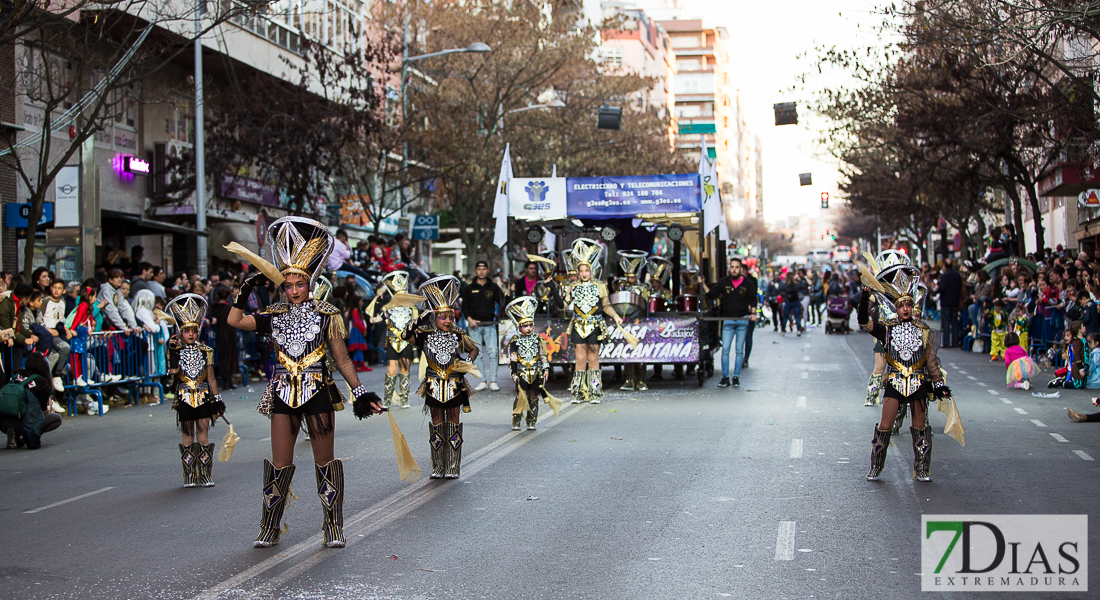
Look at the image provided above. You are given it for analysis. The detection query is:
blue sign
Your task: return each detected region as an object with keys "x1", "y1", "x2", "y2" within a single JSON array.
[
  {"x1": 565, "y1": 174, "x2": 701, "y2": 218},
  {"x1": 5, "y1": 202, "x2": 55, "y2": 228},
  {"x1": 410, "y1": 214, "x2": 439, "y2": 241}
]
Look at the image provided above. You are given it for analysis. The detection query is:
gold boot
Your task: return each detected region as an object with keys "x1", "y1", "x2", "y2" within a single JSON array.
[{"x1": 254, "y1": 460, "x2": 295, "y2": 548}]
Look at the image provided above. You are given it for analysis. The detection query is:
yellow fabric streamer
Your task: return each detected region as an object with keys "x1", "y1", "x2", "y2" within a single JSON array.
[
  {"x1": 622, "y1": 329, "x2": 640, "y2": 349},
  {"x1": 388, "y1": 412, "x2": 423, "y2": 482},
  {"x1": 153, "y1": 309, "x2": 176, "y2": 326},
  {"x1": 217, "y1": 419, "x2": 240, "y2": 462},
  {"x1": 542, "y1": 389, "x2": 563, "y2": 417},
  {"x1": 224, "y1": 242, "x2": 286, "y2": 285},
  {"x1": 513, "y1": 388, "x2": 530, "y2": 415},
  {"x1": 936, "y1": 396, "x2": 966, "y2": 446},
  {"x1": 527, "y1": 253, "x2": 557, "y2": 266},
  {"x1": 452, "y1": 361, "x2": 483, "y2": 379}
]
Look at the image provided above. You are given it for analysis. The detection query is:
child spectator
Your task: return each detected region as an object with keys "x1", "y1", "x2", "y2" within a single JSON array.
[
  {"x1": 988, "y1": 299, "x2": 1008, "y2": 361},
  {"x1": 1049, "y1": 321, "x2": 1087, "y2": 389},
  {"x1": 1004, "y1": 332, "x2": 1037, "y2": 390},
  {"x1": 1011, "y1": 303, "x2": 1031, "y2": 351},
  {"x1": 1087, "y1": 333, "x2": 1100, "y2": 390},
  {"x1": 345, "y1": 295, "x2": 371, "y2": 372}
]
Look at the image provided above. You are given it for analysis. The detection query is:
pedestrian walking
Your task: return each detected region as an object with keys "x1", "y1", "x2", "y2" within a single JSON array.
[
  {"x1": 697, "y1": 257, "x2": 757, "y2": 388},
  {"x1": 460, "y1": 261, "x2": 505, "y2": 393}
]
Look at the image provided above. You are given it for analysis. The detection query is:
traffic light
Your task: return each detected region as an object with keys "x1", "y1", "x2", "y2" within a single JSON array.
[{"x1": 820, "y1": 192, "x2": 829, "y2": 209}]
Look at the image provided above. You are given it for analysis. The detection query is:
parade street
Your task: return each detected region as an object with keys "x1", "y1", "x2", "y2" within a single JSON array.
[{"x1": 3, "y1": 325, "x2": 1098, "y2": 600}]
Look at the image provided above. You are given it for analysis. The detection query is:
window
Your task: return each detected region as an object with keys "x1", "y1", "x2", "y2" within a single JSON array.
[
  {"x1": 602, "y1": 46, "x2": 623, "y2": 65},
  {"x1": 229, "y1": 0, "x2": 367, "y2": 55},
  {"x1": 723, "y1": 116, "x2": 729, "y2": 128},
  {"x1": 676, "y1": 59, "x2": 698, "y2": 72}
]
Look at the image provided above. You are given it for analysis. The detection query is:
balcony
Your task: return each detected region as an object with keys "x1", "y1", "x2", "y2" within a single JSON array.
[{"x1": 1038, "y1": 139, "x2": 1100, "y2": 197}]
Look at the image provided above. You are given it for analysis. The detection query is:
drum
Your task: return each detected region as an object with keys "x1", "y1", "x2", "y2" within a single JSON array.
[
  {"x1": 648, "y1": 296, "x2": 668, "y2": 314},
  {"x1": 609, "y1": 291, "x2": 645, "y2": 320},
  {"x1": 675, "y1": 294, "x2": 698, "y2": 312}
]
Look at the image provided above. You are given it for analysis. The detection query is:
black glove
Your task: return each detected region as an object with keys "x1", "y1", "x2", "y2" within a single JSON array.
[
  {"x1": 932, "y1": 381, "x2": 952, "y2": 399},
  {"x1": 352, "y1": 385, "x2": 385, "y2": 419},
  {"x1": 857, "y1": 288, "x2": 871, "y2": 325},
  {"x1": 233, "y1": 273, "x2": 269, "y2": 310}
]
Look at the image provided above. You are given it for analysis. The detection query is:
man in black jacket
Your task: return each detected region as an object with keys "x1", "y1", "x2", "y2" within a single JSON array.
[
  {"x1": 938, "y1": 259, "x2": 963, "y2": 347},
  {"x1": 698, "y1": 257, "x2": 758, "y2": 388},
  {"x1": 460, "y1": 261, "x2": 505, "y2": 392}
]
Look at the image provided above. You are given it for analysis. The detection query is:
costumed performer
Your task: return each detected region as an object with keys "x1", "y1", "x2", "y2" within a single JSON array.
[
  {"x1": 561, "y1": 238, "x2": 623, "y2": 404},
  {"x1": 505, "y1": 296, "x2": 548, "y2": 431},
  {"x1": 368, "y1": 271, "x2": 418, "y2": 409}
]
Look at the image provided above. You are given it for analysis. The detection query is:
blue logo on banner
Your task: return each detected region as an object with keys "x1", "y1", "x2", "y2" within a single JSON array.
[{"x1": 565, "y1": 174, "x2": 701, "y2": 218}]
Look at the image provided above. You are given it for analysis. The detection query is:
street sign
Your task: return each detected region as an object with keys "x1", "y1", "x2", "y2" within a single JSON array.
[
  {"x1": 410, "y1": 214, "x2": 440, "y2": 241},
  {"x1": 5, "y1": 202, "x2": 54, "y2": 228},
  {"x1": 952, "y1": 233, "x2": 962, "y2": 252}
]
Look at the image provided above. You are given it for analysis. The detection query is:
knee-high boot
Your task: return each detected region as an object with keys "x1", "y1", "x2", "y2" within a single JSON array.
[
  {"x1": 911, "y1": 425, "x2": 933, "y2": 482},
  {"x1": 865, "y1": 373, "x2": 883, "y2": 406},
  {"x1": 526, "y1": 394, "x2": 539, "y2": 430},
  {"x1": 867, "y1": 426, "x2": 891, "y2": 481},
  {"x1": 634, "y1": 364, "x2": 648, "y2": 391},
  {"x1": 429, "y1": 423, "x2": 446, "y2": 479},
  {"x1": 620, "y1": 364, "x2": 636, "y2": 391},
  {"x1": 443, "y1": 422, "x2": 464, "y2": 479},
  {"x1": 255, "y1": 460, "x2": 296, "y2": 548},
  {"x1": 195, "y1": 442, "x2": 215, "y2": 487},
  {"x1": 179, "y1": 443, "x2": 198, "y2": 488},
  {"x1": 891, "y1": 403, "x2": 908, "y2": 435},
  {"x1": 315, "y1": 459, "x2": 345, "y2": 547},
  {"x1": 397, "y1": 373, "x2": 411, "y2": 408},
  {"x1": 382, "y1": 374, "x2": 396, "y2": 408},
  {"x1": 570, "y1": 369, "x2": 586, "y2": 404},
  {"x1": 588, "y1": 369, "x2": 604, "y2": 404}
]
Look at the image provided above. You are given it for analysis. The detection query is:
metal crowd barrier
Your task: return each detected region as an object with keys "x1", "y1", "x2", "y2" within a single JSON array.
[{"x1": 63, "y1": 329, "x2": 169, "y2": 416}]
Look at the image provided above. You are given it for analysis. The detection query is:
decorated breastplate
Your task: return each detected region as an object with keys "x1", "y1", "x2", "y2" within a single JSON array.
[
  {"x1": 572, "y1": 282, "x2": 601, "y2": 317},
  {"x1": 884, "y1": 320, "x2": 929, "y2": 396},
  {"x1": 177, "y1": 344, "x2": 209, "y2": 408},
  {"x1": 387, "y1": 306, "x2": 413, "y2": 353},
  {"x1": 424, "y1": 329, "x2": 461, "y2": 378},
  {"x1": 270, "y1": 302, "x2": 329, "y2": 408},
  {"x1": 514, "y1": 334, "x2": 542, "y2": 383}
]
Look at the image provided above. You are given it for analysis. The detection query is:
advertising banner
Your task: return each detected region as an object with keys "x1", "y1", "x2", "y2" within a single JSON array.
[
  {"x1": 566, "y1": 174, "x2": 701, "y2": 218},
  {"x1": 530, "y1": 316, "x2": 699, "y2": 364},
  {"x1": 508, "y1": 177, "x2": 568, "y2": 220}
]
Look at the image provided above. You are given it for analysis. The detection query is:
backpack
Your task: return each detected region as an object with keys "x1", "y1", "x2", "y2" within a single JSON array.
[{"x1": 0, "y1": 374, "x2": 41, "y2": 419}]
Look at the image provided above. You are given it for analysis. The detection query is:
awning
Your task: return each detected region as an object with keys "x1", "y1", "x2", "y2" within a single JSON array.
[
  {"x1": 209, "y1": 221, "x2": 261, "y2": 261},
  {"x1": 101, "y1": 210, "x2": 209, "y2": 237}
]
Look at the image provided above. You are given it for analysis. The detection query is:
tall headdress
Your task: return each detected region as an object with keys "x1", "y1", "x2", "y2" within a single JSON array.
[
  {"x1": 165, "y1": 293, "x2": 208, "y2": 332},
  {"x1": 648, "y1": 256, "x2": 672, "y2": 286},
  {"x1": 857, "y1": 251, "x2": 921, "y2": 317},
  {"x1": 268, "y1": 216, "x2": 334, "y2": 285},
  {"x1": 505, "y1": 296, "x2": 538, "y2": 327},
  {"x1": 382, "y1": 270, "x2": 410, "y2": 294},
  {"x1": 617, "y1": 250, "x2": 648, "y2": 279},
  {"x1": 570, "y1": 238, "x2": 603, "y2": 269},
  {"x1": 312, "y1": 276, "x2": 334, "y2": 303},
  {"x1": 418, "y1": 275, "x2": 461, "y2": 315},
  {"x1": 562, "y1": 249, "x2": 576, "y2": 275},
  {"x1": 537, "y1": 250, "x2": 558, "y2": 277}
]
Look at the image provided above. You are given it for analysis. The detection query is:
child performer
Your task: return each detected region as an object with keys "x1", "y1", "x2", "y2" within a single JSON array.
[
  {"x1": 505, "y1": 297, "x2": 548, "y2": 431},
  {"x1": 369, "y1": 271, "x2": 417, "y2": 409},
  {"x1": 164, "y1": 293, "x2": 224, "y2": 488},
  {"x1": 1004, "y1": 332, "x2": 1037, "y2": 390},
  {"x1": 1011, "y1": 303, "x2": 1031, "y2": 352},
  {"x1": 988, "y1": 299, "x2": 1008, "y2": 362}
]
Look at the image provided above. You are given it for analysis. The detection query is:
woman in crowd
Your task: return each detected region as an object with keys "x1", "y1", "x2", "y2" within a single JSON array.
[{"x1": 228, "y1": 216, "x2": 382, "y2": 549}]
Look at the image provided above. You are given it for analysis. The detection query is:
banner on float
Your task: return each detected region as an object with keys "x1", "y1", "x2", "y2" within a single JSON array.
[
  {"x1": 508, "y1": 177, "x2": 568, "y2": 220},
  {"x1": 529, "y1": 316, "x2": 700, "y2": 364},
  {"x1": 566, "y1": 174, "x2": 701, "y2": 218}
]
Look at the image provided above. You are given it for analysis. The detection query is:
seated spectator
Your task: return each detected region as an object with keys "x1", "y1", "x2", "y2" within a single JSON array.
[
  {"x1": 2, "y1": 353, "x2": 62, "y2": 449},
  {"x1": 1049, "y1": 322, "x2": 1087, "y2": 389}
]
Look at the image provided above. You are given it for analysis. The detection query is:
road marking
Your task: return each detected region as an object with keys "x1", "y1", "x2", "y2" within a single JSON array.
[
  {"x1": 775, "y1": 521, "x2": 796, "y2": 560},
  {"x1": 987, "y1": 389, "x2": 999, "y2": 395},
  {"x1": 796, "y1": 396, "x2": 806, "y2": 408},
  {"x1": 977, "y1": 382, "x2": 987, "y2": 387},
  {"x1": 803, "y1": 343, "x2": 811, "y2": 348},
  {"x1": 192, "y1": 405, "x2": 586, "y2": 600},
  {"x1": 1073, "y1": 450, "x2": 1095, "y2": 461},
  {"x1": 803, "y1": 356, "x2": 811, "y2": 361},
  {"x1": 957, "y1": 370, "x2": 967, "y2": 374},
  {"x1": 966, "y1": 376, "x2": 977, "y2": 381},
  {"x1": 801, "y1": 371, "x2": 808, "y2": 379},
  {"x1": 24, "y1": 487, "x2": 115, "y2": 514},
  {"x1": 790, "y1": 439, "x2": 803, "y2": 459},
  {"x1": 1030, "y1": 420, "x2": 1047, "y2": 428},
  {"x1": 1050, "y1": 433, "x2": 1069, "y2": 443},
  {"x1": 259, "y1": 437, "x2": 271, "y2": 442},
  {"x1": 1001, "y1": 398, "x2": 1013, "y2": 404},
  {"x1": 1014, "y1": 407, "x2": 1029, "y2": 415}
]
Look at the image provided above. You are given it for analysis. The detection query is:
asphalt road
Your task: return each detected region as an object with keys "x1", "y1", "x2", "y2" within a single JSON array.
[{"x1": 3, "y1": 321, "x2": 1099, "y2": 599}]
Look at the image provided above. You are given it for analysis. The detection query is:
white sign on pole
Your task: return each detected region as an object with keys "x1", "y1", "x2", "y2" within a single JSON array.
[
  {"x1": 55, "y1": 165, "x2": 80, "y2": 227},
  {"x1": 507, "y1": 177, "x2": 567, "y2": 220}
]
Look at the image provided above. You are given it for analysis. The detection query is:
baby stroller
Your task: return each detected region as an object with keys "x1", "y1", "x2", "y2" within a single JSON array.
[{"x1": 825, "y1": 295, "x2": 851, "y2": 334}]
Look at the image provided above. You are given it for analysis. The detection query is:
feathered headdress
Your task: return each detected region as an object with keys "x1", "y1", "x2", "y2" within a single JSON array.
[
  {"x1": 223, "y1": 216, "x2": 334, "y2": 286},
  {"x1": 505, "y1": 296, "x2": 538, "y2": 327},
  {"x1": 617, "y1": 250, "x2": 648, "y2": 278},
  {"x1": 570, "y1": 238, "x2": 603, "y2": 269},
  {"x1": 164, "y1": 293, "x2": 207, "y2": 332},
  {"x1": 418, "y1": 275, "x2": 460, "y2": 314}
]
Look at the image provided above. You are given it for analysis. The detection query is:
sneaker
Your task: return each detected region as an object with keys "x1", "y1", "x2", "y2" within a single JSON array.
[
  {"x1": 731, "y1": 376, "x2": 741, "y2": 387},
  {"x1": 741, "y1": 358, "x2": 749, "y2": 369},
  {"x1": 50, "y1": 400, "x2": 65, "y2": 414},
  {"x1": 52, "y1": 377, "x2": 64, "y2": 392},
  {"x1": 1022, "y1": 380, "x2": 1031, "y2": 390},
  {"x1": 489, "y1": 382, "x2": 500, "y2": 392},
  {"x1": 717, "y1": 377, "x2": 730, "y2": 388},
  {"x1": 75, "y1": 376, "x2": 88, "y2": 386},
  {"x1": 474, "y1": 382, "x2": 488, "y2": 392}
]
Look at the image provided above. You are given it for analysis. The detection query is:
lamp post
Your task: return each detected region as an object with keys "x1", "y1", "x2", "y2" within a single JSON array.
[{"x1": 194, "y1": 0, "x2": 207, "y2": 277}]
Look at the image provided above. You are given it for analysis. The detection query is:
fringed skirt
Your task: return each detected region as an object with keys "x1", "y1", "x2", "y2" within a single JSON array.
[
  {"x1": 266, "y1": 381, "x2": 346, "y2": 437},
  {"x1": 416, "y1": 375, "x2": 474, "y2": 413}
]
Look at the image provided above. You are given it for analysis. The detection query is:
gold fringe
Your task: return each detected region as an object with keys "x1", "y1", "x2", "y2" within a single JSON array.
[{"x1": 329, "y1": 312, "x2": 347, "y2": 340}]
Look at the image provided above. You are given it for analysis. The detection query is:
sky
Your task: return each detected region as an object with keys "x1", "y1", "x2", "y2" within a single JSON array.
[{"x1": 674, "y1": 0, "x2": 889, "y2": 223}]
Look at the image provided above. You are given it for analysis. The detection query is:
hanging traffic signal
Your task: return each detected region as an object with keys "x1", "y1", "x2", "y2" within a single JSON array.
[{"x1": 820, "y1": 192, "x2": 829, "y2": 209}]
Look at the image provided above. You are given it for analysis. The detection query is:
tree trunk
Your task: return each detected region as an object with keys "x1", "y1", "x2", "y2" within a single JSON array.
[
  {"x1": 1022, "y1": 182, "x2": 1045, "y2": 260},
  {"x1": 22, "y1": 188, "x2": 47, "y2": 280},
  {"x1": 1003, "y1": 182, "x2": 1026, "y2": 257}
]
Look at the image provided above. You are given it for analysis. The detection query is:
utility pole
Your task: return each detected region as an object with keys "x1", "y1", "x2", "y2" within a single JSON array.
[{"x1": 194, "y1": 0, "x2": 208, "y2": 277}]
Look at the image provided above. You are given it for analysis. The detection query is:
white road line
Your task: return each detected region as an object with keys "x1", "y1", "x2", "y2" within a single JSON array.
[
  {"x1": 1001, "y1": 398, "x2": 1013, "y2": 404},
  {"x1": 1030, "y1": 420, "x2": 1047, "y2": 428},
  {"x1": 801, "y1": 371, "x2": 808, "y2": 379},
  {"x1": 24, "y1": 487, "x2": 115, "y2": 514},
  {"x1": 1073, "y1": 450, "x2": 1095, "y2": 461},
  {"x1": 775, "y1": 521, "x2": 796, "y2": 560},
  {"x1": 790, "y1": 439, "x2": 803, "y2": 459},
  {"x1": 977, "y1": 382, "x2": 987, "y2": 387},
  {"x1": 1014, "y1": 407, "x2": 1029, "y2": 415},
  {"x1": 957, "y1": 370, "x2": 967, "y2": 374},
  {"x1": 987, "y1": 389, "x2": 999, "y2": 395},
  {"x1": 796, "y1": 396, "x2": 806, "y2": 408},
  {"x1": 192, "y1": 404, "x2": 586, "y2": 600},
  {"x1": 803, "y1": 356, "x2": 811, "y2": 361},
  {"x1": 966, "y1": 376, "x2": 977, "y2": 381},
  {"x1": 1050, "y1": 433, "x2": 1069, "y2": 443}
]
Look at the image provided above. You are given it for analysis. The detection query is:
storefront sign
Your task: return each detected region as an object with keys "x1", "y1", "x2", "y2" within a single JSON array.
[
  {"x1": 1078, "y1": 189, "x2": 1100, "y2": 207},
  {"x1": 508, "y1": 177, "x2": 567, "y2": 220},
  {"x1": 54, "y1": 165, "x2": 80, "y2": 227},
  {"x1": 5, "y1": 202, "x2": 54, "y2": 228},
  {"x1": 219, "y1": 173, "x2": 280, "y2": 206},
  {"x1": 566, "y1": 174, "x2": 701, "y2": 218},
  {"x1": 531, "y1": 316, "x2": 699, "y2": 364}
]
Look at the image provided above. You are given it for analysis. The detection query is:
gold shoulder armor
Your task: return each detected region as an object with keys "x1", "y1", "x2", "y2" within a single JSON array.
[
  {"x1": 315, "y1": 300, "x2": 340, "y2": 315},
  {"x1": 261, "y1": 302, "x2": 289, "y2": 315}
]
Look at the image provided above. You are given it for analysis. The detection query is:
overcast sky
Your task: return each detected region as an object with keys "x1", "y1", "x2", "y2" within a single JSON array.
[{"x1": 674, "y1": 0, "x2": 888, "y2": 223}]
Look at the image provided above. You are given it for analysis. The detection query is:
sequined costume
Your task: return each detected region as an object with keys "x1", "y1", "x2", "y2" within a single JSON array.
[
  {"x1": 505, "y1": 297, "x2": 549, "y2": 430},
  {"x1": 368, "y1": 271, "x2": 417, "y2": 408},
  {"x1": 560, "y1": 238, "x2": 616, "y2": 404},
  {"x1": 408, "y1": 275, "x2": 477, "y2": 479},
  {"x1": 165, "y1": 293, "x2": 224, "y2": 488},
  {"x1": 614, "y1": 250, "x2": 651, "y2": 391}
]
